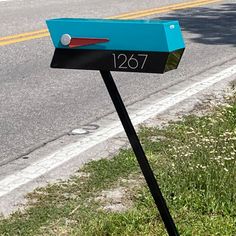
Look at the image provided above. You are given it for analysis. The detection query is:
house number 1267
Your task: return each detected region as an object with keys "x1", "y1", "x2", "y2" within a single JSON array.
[{"x1": 112, "y1": 53, "x2": 148, "y2": 70}]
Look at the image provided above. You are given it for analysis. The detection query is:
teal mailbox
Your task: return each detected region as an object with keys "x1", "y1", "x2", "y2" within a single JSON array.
[
  {"x1": 47, "y1": 18, "x2": 185, "y2": 236},
  {"x1": 46, "y1": 18, "x2": 185, "y2": 73}
]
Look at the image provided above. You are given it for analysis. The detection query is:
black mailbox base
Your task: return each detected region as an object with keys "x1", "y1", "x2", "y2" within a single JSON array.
[
  {"x1": 51, "y1": 48, "x2": 184, "y2": 74},
  {"x1": 100, "y1": 70, "x2": 179, "y2": 236}
]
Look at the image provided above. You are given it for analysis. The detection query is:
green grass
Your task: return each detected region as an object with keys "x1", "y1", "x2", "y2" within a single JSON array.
[{"x1": 0, "y1": 95, "x2": 235, "y2": 235}]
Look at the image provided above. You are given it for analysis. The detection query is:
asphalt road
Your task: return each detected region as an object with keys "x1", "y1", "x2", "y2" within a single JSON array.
[{"x1": 0, "y1": 0, "x2": 235, "y2": 166}]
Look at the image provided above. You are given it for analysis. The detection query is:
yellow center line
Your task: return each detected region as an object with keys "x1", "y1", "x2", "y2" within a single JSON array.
[
  {"x1": 0, "y1": 0, "x2": 222, "y2": 47},
  {"x1": 0, "y1": 33, "x2": 50, "y2": 46},
  {"x1": 108, "y1": 0, "x2": 216, "y2": 19},
  {"x1": 0, "y1": 29, "x2": 48, "y2": 42},
  {"x1": 121, "y1": 0, "x2": 221, "y2": 19}
]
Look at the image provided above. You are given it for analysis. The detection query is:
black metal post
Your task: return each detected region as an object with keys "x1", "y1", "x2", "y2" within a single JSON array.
[{"x1": 100, "y1": 70, "x2": 179, "y2": 236}]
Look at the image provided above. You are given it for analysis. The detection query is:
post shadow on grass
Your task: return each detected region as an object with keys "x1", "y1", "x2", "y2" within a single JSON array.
[{"x1": 156, "y1": 3, "x2": 236, "y2": 46}]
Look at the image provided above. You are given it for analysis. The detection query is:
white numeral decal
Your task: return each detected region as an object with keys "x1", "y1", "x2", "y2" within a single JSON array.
[
  {"x1": 118, "y1": 54, "x2": 128, "y2": 69},
  {"x1": 128, "y1": 54, "x2": 139, "y2": 69},
  {"x1": 138, "y1": 54, "x2": 148, "y2": 69},
  {"x1": 112, "y1": 53, "x2": 117, "y2": 68},
  {"x1": 112, "y1": 53, "x2": 148, "y2": 70}
]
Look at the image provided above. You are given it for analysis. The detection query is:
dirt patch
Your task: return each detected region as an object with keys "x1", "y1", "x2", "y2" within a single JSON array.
[
  {"x1": 95, "y1": 186, "x2": 132, "y2": 212},
  {"x1": 95, "y1": 175, "x2": 144, "y2": 213}
]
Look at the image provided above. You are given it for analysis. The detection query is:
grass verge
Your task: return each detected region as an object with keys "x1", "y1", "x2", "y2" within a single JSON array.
[{"x1": 0, "y1": 95, "x2": 235, "y2": 235}]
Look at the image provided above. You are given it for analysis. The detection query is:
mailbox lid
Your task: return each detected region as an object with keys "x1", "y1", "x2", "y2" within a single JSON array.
[{"x1": 46, "y1": 18, "x2": 185, "y2": 52}]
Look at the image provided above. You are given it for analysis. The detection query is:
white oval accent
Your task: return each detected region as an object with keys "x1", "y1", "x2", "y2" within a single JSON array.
[{"x1": 60, "y1": 34, "x2": 71, "y2": 46}]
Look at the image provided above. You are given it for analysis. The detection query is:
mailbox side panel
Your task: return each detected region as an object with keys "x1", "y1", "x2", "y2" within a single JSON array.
[
  {"x1": 50, "y1": 48, "x2": 185, "y2": 74},
  {"x1": 46, "y1": 18, "x2": 185, "y2": 52}
]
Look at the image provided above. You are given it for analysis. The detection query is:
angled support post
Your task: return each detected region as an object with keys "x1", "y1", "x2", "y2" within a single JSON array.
[{"x1": 100, "y1": 70, "x2": 179, "y2": 236}]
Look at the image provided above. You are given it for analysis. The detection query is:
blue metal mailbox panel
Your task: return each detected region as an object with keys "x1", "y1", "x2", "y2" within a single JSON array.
[{"x1": 46, "y1": 18, "x2": 185, "y2": 52}]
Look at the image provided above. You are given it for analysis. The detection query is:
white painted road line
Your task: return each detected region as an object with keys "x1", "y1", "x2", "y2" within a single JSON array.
[{"x1": 0, "y1": 64, "x2": 236, "y2": 197}]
